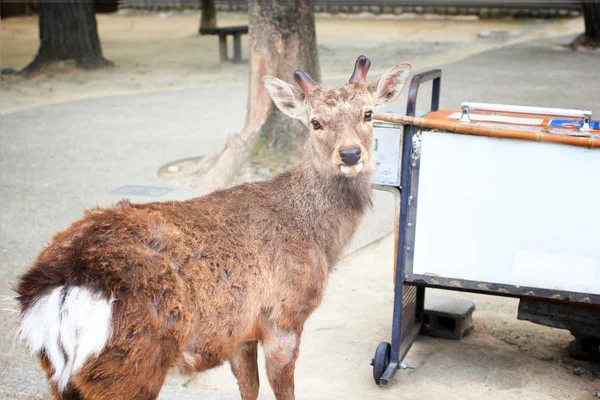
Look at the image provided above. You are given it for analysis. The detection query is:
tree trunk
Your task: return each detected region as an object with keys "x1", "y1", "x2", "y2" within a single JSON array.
[
  {"x1": 21, "y1": 0, "x2": 113, "y2": 75},
  {"x1": 197, "y1": 0, "x2": 320, "y2": 192},
  {"x1": 199, "y1": 0, "x2": 217, "y2": 32},
  {"x1": 571, "y1": 1, "x2": 600, "y2": 49},
  {"x1": 583, "y1": 1, "x2": 600, "y2": 42}
]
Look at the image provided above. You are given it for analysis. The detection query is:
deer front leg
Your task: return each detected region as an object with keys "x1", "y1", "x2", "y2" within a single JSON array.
[
  {"x1": 230, "y1": 341, "x2": 260, "y2": 400},
  {"x1": 263, "y1": 328, "x2": 301, "y2": 400}
]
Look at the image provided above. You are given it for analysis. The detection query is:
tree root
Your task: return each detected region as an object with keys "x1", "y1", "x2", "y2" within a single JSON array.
[
  {"x1": 1, "y1": 54, "x2": 114, "y2": 77},
  {"x1": 76, "y1": 56, "x2": 115, "y2": 70},
  {"x1": 569, "y1": 33, "x2": 600, "y2": 50},
  {"x1": 18, "y1": 55, "x2": 49, "y2": 77}
]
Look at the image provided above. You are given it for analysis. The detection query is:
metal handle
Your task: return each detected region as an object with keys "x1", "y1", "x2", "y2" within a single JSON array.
[
  {"x1": 406, "y1": 69, "x2": 442, "y2": 117},
  {"x1": 460, "y1": 102, "x2": 592, "y2": 130}
]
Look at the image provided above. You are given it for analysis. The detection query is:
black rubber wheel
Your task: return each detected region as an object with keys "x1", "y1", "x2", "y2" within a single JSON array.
[{"x1": 372, "y1": 341, "x2": 391, "y2": 385}]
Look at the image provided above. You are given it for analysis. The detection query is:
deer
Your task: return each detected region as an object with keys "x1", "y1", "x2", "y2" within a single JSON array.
[{"x1": 14, "y1": 55, "x2": 411, "y2": 400}]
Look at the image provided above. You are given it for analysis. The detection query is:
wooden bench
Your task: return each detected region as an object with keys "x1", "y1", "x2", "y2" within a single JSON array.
[{"x1": 200, "y1": 25, "x2": 248, "y2": 64}]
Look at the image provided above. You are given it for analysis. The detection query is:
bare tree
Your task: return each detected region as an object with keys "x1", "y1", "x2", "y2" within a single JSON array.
[
  {"x1": 199, "y1": 0, "x2": 217, "y2": 32},
  {"x1": 14, "y1": 0, "x2": 113, "y2": 75},
  {"x1": 197, "y1": 0, "x2": 320, "y2": 191},
  {"x1": 571, "y1": 1, "x2": 600, "y2": 49}
]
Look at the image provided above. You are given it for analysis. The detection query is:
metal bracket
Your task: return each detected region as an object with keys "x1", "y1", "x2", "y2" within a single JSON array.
[
  {"x1": 582, "y1": 111, "x2": 592, "y2": 131},
  {"x1": 459, "y1": 103, "x2": 471, "y2": 122}
]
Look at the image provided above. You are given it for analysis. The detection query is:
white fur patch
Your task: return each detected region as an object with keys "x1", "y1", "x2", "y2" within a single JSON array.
[
  {"x1": 19, "y1": 286, "x2": 113, "y2": 391},
  {"x1": 340, "y1": 161, "x2": 364, "y2": 176},
  {"x1": 263, "y1": 330, "x2": 298, "y2": 365}
]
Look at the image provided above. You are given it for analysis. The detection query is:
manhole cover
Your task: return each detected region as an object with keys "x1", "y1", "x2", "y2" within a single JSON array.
[
  {"x1": 111, "y1": 185, "x2": 172, "y2": 197},
  {"x1": 157, "y1": 154, "x2": 218, "y2": 188}
]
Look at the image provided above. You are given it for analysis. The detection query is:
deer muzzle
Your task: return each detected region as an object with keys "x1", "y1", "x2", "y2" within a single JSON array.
[
  {"x1": 337, "y1": 145, "x2": 365, "y2": 176},
  {"x1": 339, "y1": 146, "x2": 361, "y2": 165}
]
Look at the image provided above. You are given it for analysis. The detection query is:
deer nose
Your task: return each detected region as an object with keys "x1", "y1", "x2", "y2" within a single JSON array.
[{"x1": 339, "y1": 146, "x2": 361, "y2": 165}]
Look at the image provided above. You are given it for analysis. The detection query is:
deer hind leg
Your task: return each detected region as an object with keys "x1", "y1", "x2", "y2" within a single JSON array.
[
  {"x1": 230, "y1": 340, "x2": 260, "y2": 400},
  {"x1": 73, "y1": 305, "x2": 181, "y2": 399},
  {"x1": 263, "y1": 328, "x2": 301, "y2": 400},
  {"x1": 38, "y1": 344, "x2": 169, "y2": 400},
  {"x1": 40, "y1": 353, "x2": 84, "y2": 400},
  {"x1": 71, "y1": 340, "x2": 174, "y2": 400}
]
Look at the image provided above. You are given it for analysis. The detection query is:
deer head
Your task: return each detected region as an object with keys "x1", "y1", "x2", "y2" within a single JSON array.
[{"x1": 263, "y1": 56, "x2": 411, "y2": 178}]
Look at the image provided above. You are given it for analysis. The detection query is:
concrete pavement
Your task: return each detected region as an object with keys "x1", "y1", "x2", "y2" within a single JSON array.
[{"x1": 1, "y1": 35, "x2": 599, "y2": 399}]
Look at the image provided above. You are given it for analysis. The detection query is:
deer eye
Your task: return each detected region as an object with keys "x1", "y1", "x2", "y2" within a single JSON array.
[
  {"x1": 364, "y1": 111, "x2": 373, "y2": 121},
  {"x1": 311, "y1": 119, "x2": 322, "y2": 130}
]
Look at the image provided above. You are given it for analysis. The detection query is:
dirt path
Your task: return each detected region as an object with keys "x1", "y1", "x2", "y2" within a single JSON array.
[{"x1": 1, "y1": 12, "x2": 584, "y2": 113}]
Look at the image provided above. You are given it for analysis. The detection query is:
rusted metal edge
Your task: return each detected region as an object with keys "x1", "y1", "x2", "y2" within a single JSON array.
[
  {"x1": 374, "y1": 113, "x2": 600, "y2": 149},
  {"x1": 406, "y1": 273, "x2": 600, "y2": 306}
]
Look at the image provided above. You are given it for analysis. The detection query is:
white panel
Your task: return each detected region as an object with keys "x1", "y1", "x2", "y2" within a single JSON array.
[
  {"x1": 513, "y1": 250, "x2": 596, "y2": 287},
  {"x1": 412, "y1": 131, "x2": 600, "y2": 295},
  {"x1": 373, "y1": 125, "x2": 401, "y2": 186}
]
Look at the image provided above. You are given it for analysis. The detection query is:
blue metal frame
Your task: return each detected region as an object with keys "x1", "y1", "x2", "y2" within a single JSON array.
[
  {"x1": 378, "y1": 69, "x2": 442, "y2": 386},
  {"x1": 376, "y1": 66, "x2": 600, "y2": 387}
]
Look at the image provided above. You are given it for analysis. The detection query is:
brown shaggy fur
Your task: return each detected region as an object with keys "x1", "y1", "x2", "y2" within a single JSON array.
[{"x1": 15, "y1": 56, "x2": 411, "y2": 400}]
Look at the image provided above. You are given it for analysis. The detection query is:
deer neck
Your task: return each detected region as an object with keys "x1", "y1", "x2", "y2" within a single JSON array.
[
  {"x1": 297, "y1": 161, "x2": 372, "y2": 212},
  {"x1": 284, "y1": 156, "x2": 373, "y2": 265}
]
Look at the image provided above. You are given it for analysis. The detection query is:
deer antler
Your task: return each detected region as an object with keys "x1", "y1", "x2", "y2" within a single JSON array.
[
  {"x1": 349, "y1": 55, "x2": 371, "y2": 84},
  {"x1": 294, "y1": 70, "x2": 320, "y2": 96}
]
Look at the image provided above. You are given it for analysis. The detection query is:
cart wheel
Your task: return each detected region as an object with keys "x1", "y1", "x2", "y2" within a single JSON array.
[{"x1": 372, "y1": 342, "x2": 391, "y2": 386}]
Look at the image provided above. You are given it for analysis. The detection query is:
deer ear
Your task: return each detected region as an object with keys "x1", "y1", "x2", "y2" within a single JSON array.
[
  {"x1": 262, "y1": 76, "x2": 306, "y2": 120},
  {"x1": 369, "y1": 62, "x2": 412, "y2": 108}
]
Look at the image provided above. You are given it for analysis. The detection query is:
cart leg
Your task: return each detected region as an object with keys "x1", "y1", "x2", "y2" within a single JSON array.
[
  {"x1": 380, "y1": 275, "x2": 406, "y2": 386},
  {"x1": 379, "y1": 124, "x2": 423, "y2": 386},
  {"x1": 375, "y1": 70, "x2": 442, "y2": 387},
  {"x1": 416, "y1": 286, "x2": 425, "y2": 321}
]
